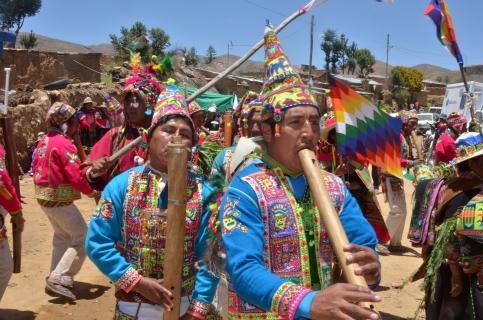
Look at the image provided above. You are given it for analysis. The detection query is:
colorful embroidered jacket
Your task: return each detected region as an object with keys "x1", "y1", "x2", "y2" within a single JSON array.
[
  {"x1": 33, "y1": 130, "x2": 93, "y2": 205},
  {"x1": 0, "y1": 145, "x2": 22, "y2": 240},
  {"x1": 445, "y1": 190, "x2": 483, "y2": 275},
  {"x1": 434, "y1": 133, "x2": 456, "y2": 165},
  {"x1": 81, "y1": 125, "x2": 146, "y2": 191},
  {"x1": 220, "y1": 160, "x2": 378, "y2": 320},
  {"x1": 85, "y1": 165, "x2": 219, "y2": 308}
]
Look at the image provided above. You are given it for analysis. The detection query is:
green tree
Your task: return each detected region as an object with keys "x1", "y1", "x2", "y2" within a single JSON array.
[
  {"x1": 149, "y1": 27, "x2": 170, "y2": 56},
  {"x1": 354, "y1": 48, "x2": 376, "y2": 77},
  {"x1": 19, "y1": 30, "x2": 37, "y2": 49},
  {"x1": 330, "y1": 33, "x2": 347, "y2": 74},
  {"x1": 390, "y1": 66, "x2": 424, "y2": 107},
  {"x1": 206, "y1": 45, "x2": 216, "y2": 64},
  {"x1": 394, "y1": 89, "x2": 410, "y2": 110},
  {"x1": 185, "y1": 47, "x2": 199, "y2": 66},
  {"x1": 110, "y1": 22, "x2": 170, "y2": 63},
  {"x1": 390, "y1": 66, "x2": 424, "y2": 92},
  {"x1": 110, "y1": 21, "x2": 149, "y2": 61},
  {"x1": 0, "y1": 0, "x2": 41, "y2": 43},
  {"x1": 321, "y1": 29, "x2": 336, "y2": 73},
  {"x1": 344, "y1": 42, "x2": 358, "y2": 75}
]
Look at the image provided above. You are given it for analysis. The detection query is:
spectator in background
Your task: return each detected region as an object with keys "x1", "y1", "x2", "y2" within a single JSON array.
[{"x1": 434, "y1": 112, "x2": 467, "y2": 165}]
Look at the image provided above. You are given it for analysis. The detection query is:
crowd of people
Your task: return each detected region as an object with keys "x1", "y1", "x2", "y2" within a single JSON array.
[{"x1": 0, "y1": 23, "x2": 481, "y2": 320}]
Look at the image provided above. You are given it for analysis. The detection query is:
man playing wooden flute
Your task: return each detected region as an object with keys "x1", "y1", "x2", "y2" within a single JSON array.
[
  {"x1": 217, "y1": 23, "x2": 381, "y2": 320},
  {"x1": 85, "y1": 91, "x2": 218, "y2": 320}
]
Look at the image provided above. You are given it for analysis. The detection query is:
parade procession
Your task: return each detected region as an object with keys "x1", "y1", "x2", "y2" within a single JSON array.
[{"x1": 0, "y1": 0, "x2": 481, "y2": 319}]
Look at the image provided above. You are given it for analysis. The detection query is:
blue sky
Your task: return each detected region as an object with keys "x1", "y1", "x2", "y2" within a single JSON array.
[{"x1": 22, "y1": 0, "x2": 482, "y2": 71}]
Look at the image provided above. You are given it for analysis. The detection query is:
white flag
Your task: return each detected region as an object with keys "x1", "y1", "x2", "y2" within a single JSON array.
[{"x1": 300, "y1": 0, "x2": 329, "y2": 13}]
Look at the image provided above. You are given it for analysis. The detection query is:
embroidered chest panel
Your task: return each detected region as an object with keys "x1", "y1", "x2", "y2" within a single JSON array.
[
  {"x1": 121, "y1": 170, "x2": 202, "y2": 295},
  {"x1": 228, "y1": 167, "x2": 345, "y2": 317}
]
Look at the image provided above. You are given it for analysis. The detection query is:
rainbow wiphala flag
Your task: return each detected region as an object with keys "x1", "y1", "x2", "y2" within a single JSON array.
[
  {"x1": 424, "y1": 0, "x2": 463, "y2": 64},
  {"x1": 329, "y1": 76, "x2": 403, "y2": 177}
]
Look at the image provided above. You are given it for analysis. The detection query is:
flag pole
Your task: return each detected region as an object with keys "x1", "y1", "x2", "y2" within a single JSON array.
[
  {"x1": 458, "y1": 62, "x2": 476, "y2": 122},
  {"x1": 106, "y1": 0, "x2": 325, "y2": 164}
]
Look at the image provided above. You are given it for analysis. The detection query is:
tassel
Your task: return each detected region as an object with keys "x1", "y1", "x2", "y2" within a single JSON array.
[{"x1": 275, "y1": 123, "x2": 281, "y2": 137}]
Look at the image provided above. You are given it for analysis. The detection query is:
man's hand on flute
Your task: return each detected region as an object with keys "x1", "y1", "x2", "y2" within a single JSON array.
[
  {"x1": 133, "y1": 277, "x2": 174, "y2": 310},
  {"x1": 344, "y1": 244, "x2": 381, "y2": 286},
  {"x1": 310, "y1": 283, "x2": 381, "y2": 320},
  {"x1": 309, "y1": 244, "x2": 381, "y2": 320}
]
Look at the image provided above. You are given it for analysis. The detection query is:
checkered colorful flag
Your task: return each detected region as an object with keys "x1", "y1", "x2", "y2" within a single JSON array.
[{"x1": 329, "y1": 76, "x2": 403, "y2": 177}]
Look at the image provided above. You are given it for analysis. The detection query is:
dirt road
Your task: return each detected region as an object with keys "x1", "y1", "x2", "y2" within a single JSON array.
[{"x1": 0, "y1": 177, "x2": 425, "y2": 320}]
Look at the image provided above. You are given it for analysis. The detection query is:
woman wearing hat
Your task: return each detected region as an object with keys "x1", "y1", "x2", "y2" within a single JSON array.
[
  {"x1": 78, "y1": 97, "x2": 110, "y2": 150},
  {"x1": 81, "y1": 76, "x2": 162, "y2": 192},
  {"x1": 32, "y1": 102, "x2": 95, "y2": 300},
  {"x1": 419, "y1": 132, "x2": 483, "y2": 320}
]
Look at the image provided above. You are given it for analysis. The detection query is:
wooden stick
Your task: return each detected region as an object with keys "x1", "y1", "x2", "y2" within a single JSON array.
[
  {"x1": 163, "y1": 136, "x2": 188, "y2": 320},
  {"x1": 0, "y1": 115, "x2": 21, "y2": 273},
  {"x1": 106, "y1": 2, "x2": 318, "y2": 163},
  {"x1": 73, "y1": 134, "x2": 87, "y2": 163},
  {"x1": 410, "y1": 131, "x2": 423, "y2": 161},
  {"x1": 223, "y1": 112, "x2": 233, "y2": 147},
  {"x1": 458, "y1": 62, "x2": 476, "y2": 122},
  {"x1": 299, "y1": 149, "x2": 378, "y2": 313}
]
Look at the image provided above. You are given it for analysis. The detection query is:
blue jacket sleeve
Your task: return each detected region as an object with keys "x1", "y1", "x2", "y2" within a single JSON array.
[
  {"x1": 85, "y1": 172, "x2": 135, "y2": 287},
  {"x1": 295, "y1": 185, "x2": 381, "y2": 318},
  {"x1": 191, "y1": 181, "x2": 220, "y2": 304},
  {"x1": 221, "y1": 176, "x2": 309, "y2": 314},
  {"x1": 340, "y1": 186, "x2": 378, "y2": 250}
]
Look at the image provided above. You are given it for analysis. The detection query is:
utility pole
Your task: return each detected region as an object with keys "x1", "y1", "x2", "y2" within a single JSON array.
[
  {"x1": 308, "y1": 15, "x2": 314, "y2": 90},
  {"x1": 227, "y1": 42, "x2": 230, "y2": 66},
  {"x1": 384, "y1": 33, "x2": 390, "y2": 90}
]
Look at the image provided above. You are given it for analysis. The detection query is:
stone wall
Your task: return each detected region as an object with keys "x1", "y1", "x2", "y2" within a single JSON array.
[
  {"x1": 2, "y1": 83, "x2": 122, "y2": 171},
  {"x1": 0, "y1": 49, "x2": 101, "y2": 89}
]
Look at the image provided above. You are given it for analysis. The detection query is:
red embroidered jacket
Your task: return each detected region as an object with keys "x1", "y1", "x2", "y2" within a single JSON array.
[
  {"x1": 80, "y1": 126, "x2": 146, "y2": 191},
  {"x1": 33, "y1": 130, "x2": 93, "y2": 205},
  {"x1": 0, "y1": 145, "x2": 22, "y2": 240}
]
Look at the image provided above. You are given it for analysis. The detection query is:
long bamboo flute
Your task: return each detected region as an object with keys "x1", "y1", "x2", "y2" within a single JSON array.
[
  {"x1": 223, "y1": 112, "x2": 233, "y2": 147},
  {"x1": 163, "y1": 136, "x2": 188, "y2": 320},
  {"x1": 298, "y1": 149, "x2": 378, "y2": 314}
]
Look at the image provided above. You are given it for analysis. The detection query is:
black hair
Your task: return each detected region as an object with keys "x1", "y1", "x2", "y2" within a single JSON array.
[
  {"x1": 456, "y1": 160, "x2": 470, "y2": 173},
  {"x1": 148, "y1": 114, "x2": 195, "y2": 144}
]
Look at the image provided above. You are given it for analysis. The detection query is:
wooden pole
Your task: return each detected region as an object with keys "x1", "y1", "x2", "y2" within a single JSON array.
[
  {"x1": 107, "y1": 0, "x2": 323, "y2": 163},
  {"x1": 298, "y1": 149, "x2": 377, "y2": 313},
  {"x1": 73, "y1": 134, "x2": 87, "y2": 163},
  {"x1": 223, "y1": 111, "x2": 233, "y2": 147},
  {"x1": 1, "y1": 67, "x2": 21, "y2": 273},
  {"x1": 0, "y1": 115, "x2": 22, "y2": 274},
  {"x1": 410, "y1": 131, "x2": 423, "y2": 161},
  {"x1": 163, "y1": 136, "x2": 188, "y2": 320},
  {"x1": 458, "y1": 62, "x2": 476, "y2": 121}
]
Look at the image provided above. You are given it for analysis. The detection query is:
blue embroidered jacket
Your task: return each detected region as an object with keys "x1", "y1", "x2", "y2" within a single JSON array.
[
  {"x1": 220, "y1": 161, "x2": 378, "y2": 319},
  {"x1": 85, "y1": 165, "x2": 218, "y2": 305}
]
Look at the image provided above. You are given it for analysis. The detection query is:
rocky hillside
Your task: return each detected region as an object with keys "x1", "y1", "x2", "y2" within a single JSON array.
[
  {"x1": 16, "y1": 32, "x2": 94, "y2": 53},
  {"x1": 13, "y1": 33, "x2": 483, "y2": 83}
]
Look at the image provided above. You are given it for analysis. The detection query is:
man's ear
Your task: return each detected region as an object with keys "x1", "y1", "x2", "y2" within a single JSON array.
[{"x1": 260, "y1": 121, "x2": 273, "y2": 144}]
